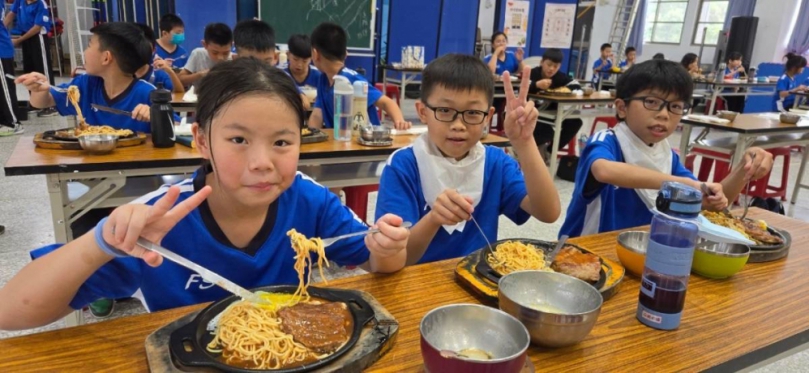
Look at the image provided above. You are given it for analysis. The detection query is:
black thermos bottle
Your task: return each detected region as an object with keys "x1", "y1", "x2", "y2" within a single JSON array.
[{"x1": 150, "y1": 83, "x2": 175, "y2": 148}]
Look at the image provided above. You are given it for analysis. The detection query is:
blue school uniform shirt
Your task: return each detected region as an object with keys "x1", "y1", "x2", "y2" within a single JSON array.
[
  {"x1": 155, "y1": 43, "x2": 188, "y2": 69},
  {"x1": 139, "y1": 66, "x2": 173, "y2": 92},
  {"x1": 315, "y1": 67, "x2": 382, "y2": 128},
  {"x1": 285, "y1": 65, "x2": 321, "y2": 88},
  {"x1": 376, "y1": 145, "x2": 530, "y2": 264},
  {"x1": 618, "y1": 60, "x2": 630, "y2": 69},
  {"x1": 483, "y1": 51, "x2": 520, "y2": 76},
  {"x1": 10, "y1": 0, "x2": 50, "y2": 35},
  {"x1": 30, "y1": 168, "x2": 371, "y2": 312},
  {"x1": 51, "y1": 74, "x2": 155, "y2": 133},
  {"x1": 592, "y1": 59, "x2": 613, "y2": 83},
  {"x1": 773, "y1": 74, "x2": 798, "y2": 111},
  {"x1": 559, "y1": 129, "x2": 697, "y2": 238},
  {"x1": 0, "y1": 12, "x2": 14, "y2": 59}
]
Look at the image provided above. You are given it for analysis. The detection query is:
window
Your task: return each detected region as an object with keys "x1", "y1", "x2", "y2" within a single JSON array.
[
  {"x1": 693, "y1": 0, "x2": 729, "y2": 45},
  {"x1": 644, "y1": 0, "x2": 689, "y2": 44}
]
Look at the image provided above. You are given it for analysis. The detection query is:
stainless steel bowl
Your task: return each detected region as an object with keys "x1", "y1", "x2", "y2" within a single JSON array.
[
  {"x1": 359, "y1": 125, "x2": 391, "y2": 142},
  {"x1": 582, "y1": 87, "x2": 594, "y2": 96},
  {"x1": 420, "y1": 304, "x2": 530, "y2": 373},
  {"x1": 780, "y1": 113, "x2": 800, "y2": 124},
  {"x1": 498, "y1": 271, "x2": 603, "y2": 348},
  {"x1": 78, "y1": 134, "x2": 118, "y2": 154}
]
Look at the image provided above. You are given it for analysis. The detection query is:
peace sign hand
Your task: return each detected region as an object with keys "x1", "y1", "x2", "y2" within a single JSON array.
[
  {"x1": 502, "y1": 67, "x2": 538, "y2": 145},
  {"x1": 101, "y1": 185, "x2": 212, "y2": 267}
]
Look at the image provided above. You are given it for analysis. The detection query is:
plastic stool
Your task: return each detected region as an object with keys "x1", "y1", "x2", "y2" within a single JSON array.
[
  {"x1": 589, "y1": 116, "x2": 618, "y2": 137},
  {"x1": 704, "y1": 97, "x2": 726, "y2": 115},
  {"x1": 684, "y1": 148, "x2": 731, "y2": 183},
  {"x1": 344, "y1": 184, "x2": 379, "y2": 223},
  {"x1": 747, "y1": 147, "x2": 791, "y2": 201},
  {"x1": 374, "y1": 83, "x2": 400, "y2": 105}
]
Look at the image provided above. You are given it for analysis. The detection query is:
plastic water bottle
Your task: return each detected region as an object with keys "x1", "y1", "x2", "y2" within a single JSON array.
[
  {"x1": 150, "y1": 83, "x2": 175, "y2": 148},
  {"x1": 278, "y1": 50, "x2": 288, "y2": 69},
  {"x1": 333, "y1": 75, "x2": 353, "y2": 141},
  {"x1": 352, "y1": 80, "x2": 368, "y2": 136},
  {"x1": 637, "y1": 182, "x2": 702, "y2": 330}
]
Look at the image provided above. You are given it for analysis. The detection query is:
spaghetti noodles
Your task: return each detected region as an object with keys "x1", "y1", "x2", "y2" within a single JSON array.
[
  {"x1": 67, "y1": 85, "x2": 87, "y2": 129},
  {"x1": 487, "y1": 240, "x2": 550, "y2": 275}
]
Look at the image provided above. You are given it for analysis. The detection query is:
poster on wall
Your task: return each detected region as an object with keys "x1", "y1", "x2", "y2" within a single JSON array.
[
  {"x1": 540, "y1": 3, "x2": 576, "y2": 49},
  {"x1": 504, "y1": 0, "x2": 530, "y2": 47}
]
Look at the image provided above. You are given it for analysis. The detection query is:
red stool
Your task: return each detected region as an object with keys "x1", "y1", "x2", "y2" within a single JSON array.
[
  {"x1": 747, "y1": 147, "x2": 790, "y2": 201},
  {"x1": 374, "y1": 83, "x2": 400, "y2": 105},
  {"x1": 703, "y1": 97, "x2": 726, "y2": 115},
  {"x1": 344, "y1": 184, "x2": 379, "y2": 223},
  {"x1": 684, "y1": 148, "x2": 732, "y2": 182},
  {"x1": 589, "y1": 116, "x2": 618, "y2": 137}
]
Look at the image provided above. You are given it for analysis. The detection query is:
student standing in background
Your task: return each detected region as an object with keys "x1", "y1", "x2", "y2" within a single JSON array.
[{"x1": 0, "y1": 8, "x2": 21, "y2": 136}]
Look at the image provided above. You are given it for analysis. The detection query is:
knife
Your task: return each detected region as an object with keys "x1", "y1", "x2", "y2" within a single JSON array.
[
  {"x1": 92, "y1": 104, "x2": 132, "y2": 117},
  {"x1": 136, "y1": 237, "x2": 262, "y2": 303}
]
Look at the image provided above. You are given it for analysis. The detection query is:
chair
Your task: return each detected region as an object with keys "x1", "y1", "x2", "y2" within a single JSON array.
[
  {"x1": 746, "y1": 147, "x2": 791, "y2": 201},
  {"x1": 374, "y1": 83, "x2": 401, "y2": 120},
  {"x1": 344, "y1": 185, "x2": 379, "y2": 223},
  {"x1": 589, "y1": 116, "x2": 618, "y2": 137}
]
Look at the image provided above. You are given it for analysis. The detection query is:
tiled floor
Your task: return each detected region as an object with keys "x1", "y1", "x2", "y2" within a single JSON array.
[{"x1": 0, "y1": 91, "x2": 807, "y2": 371}]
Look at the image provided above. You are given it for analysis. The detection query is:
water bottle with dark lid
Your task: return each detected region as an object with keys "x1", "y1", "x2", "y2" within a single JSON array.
[
  {"x1": 637, "y1": 181, "x2": 702, "y2": 330},
  {"x1": 150, "y1": 82, "x2": 175, "y2": 148}
]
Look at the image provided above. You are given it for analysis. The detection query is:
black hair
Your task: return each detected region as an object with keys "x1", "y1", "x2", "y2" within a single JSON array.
[
  {"x1": 615, "y1": 59, "x2": 693, "y2": 120},
  {"x1": 653, "y1": 53, "x2": 665, "y2": 60},
  {"x1": 311, "y1": 22, "x2": 346, "y2": 61},
  {"x1": 196, "y1": 58, "x2": 305, "y2": 170},
  {"x1": 90, "y1": 22, "x2": 152, "y2": 75},
  {"x1": 287, "y1": 34, "x2": 312, "y2": 58},
  {"x1": 680, "y1": 53, "x2": 698, "y2": 69},
  {"x1": 600, "y1": 43, "x2": 612, "y2": 51},
  {"x1": 203, "y1": 23, "x2": 233, "y2": 46},
  {"x1": 233, "y1": 19, "x2": 275, "y2": 52},
  {"x1": 542, "y1": 48, "x2": 564, "y2": 64},
  {"x1": 421, "y1": 54, "x2": 494, "y2": 106},
  {"x1": 158, "y1": 14, "x2": 184, "y2": 33},
  {"x1": 727, "y1": 51, "x2": 742, "y2": 62},
  {"x1": 132, "y1": 23, "x2": 156, "y2": 49},
  {"x1": 492, "y1": 31, "x2": 507, "y2": 42},
  {"x1": 784, "y1": 53, "x2": 807, "y2": 72},
  {"x1": 625, "y1": 46, "x2": 636, "y2": 55}
]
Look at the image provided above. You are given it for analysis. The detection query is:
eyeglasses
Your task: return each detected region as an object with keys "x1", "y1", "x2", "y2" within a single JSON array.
[
  {"x1": 623, "y1": 96, "x2": 691, "y2": 115},
  {"x1": 422, "y1": 102, "x2": 489, "y2": 125}
]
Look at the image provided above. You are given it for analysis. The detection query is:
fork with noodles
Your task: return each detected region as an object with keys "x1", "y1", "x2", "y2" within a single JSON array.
[{"x1": 66, "y1": 86, "x2": 88, "y2": 130}]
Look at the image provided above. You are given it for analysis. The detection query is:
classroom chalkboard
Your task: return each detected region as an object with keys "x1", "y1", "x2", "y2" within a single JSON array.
[{"x1": 258, "y1": 0, "x2": 376, "y2": 50}]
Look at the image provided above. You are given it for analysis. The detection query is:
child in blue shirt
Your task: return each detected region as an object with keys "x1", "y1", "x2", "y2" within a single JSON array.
[
  {"x1": 308, "y1": 22, "x2": 410, "y2": 130},
  {"x1": 233, "y1": 19, "x2": 276, "y2": 65},
  {"x1": 723, "y1": 52, "x2": 746, "y2": 113},
  {"x1": 0, "y1": 58, "x2": 410, "y2": 330},
  {"x1": 133, "y1": 23, "x2": 182, "y2": 93},
  {"x1": 285, "y1": 34, "x2": 322, "y2": 88},
  {"x1": 592, "y1": 43, "x2": 614, "y2": 85},
  {"x1": 619, "y1": 46, "x2": 636, "y2": 70},
  {"x1": 483, "y1": 31, "x2": 524, "y2": 76},
  {"x1": 773, "y1": 53, "x2": 807, "y2": 111},
  {"x1": 17, "y1": 22, "x2": 155, "y2": 133},
  {"x1": 0, "y1": 9, "x2": 21, "y2": 136},
  {"x1": 155, "y1": 14, "x2": 188, "y2": 69},
  {"x1": 375, "y1": 55, "x2": 560, "y2": 264},
  {"x1": 560, "y1": 59, "x2": 774, "y2": 238}
]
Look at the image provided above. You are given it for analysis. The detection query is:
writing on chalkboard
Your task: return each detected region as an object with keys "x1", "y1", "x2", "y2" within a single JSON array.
[
  {"x1": 260, "y1": 0, "x2": 375, "y2": 49},
  {"x1": 307, "y1": 0, "x2": 371, "y2": 41}
]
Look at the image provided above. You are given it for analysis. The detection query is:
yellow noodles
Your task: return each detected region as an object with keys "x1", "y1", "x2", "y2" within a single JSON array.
[
  {"x1": 487, "y1": 240, "x2": 550, "y2": 275},
  {"x1": 67, "y1": 85, "x2": 86, "y2": 129}
]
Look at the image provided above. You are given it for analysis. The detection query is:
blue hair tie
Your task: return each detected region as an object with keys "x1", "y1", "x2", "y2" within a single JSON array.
[{"x1": 94, "y1": 217, "x2": 128, "y2": 258}]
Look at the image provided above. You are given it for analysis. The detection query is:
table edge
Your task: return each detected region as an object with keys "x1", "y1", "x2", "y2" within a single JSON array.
[
  {"x1": 705, "y1": 327, "x2": 809, "y2": 372},
  {"x1": 679, "y1": 119, "x2": 809, "y2": 134}
]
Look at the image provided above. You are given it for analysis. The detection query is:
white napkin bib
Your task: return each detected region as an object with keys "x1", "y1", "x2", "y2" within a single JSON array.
[{"x1": 613, "y1": 122, "x2": 673, "y2": 210}]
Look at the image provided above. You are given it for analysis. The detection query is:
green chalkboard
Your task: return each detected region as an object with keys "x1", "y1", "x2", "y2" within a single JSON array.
[{"x1": 258, "y1": 0, "x2": 376, "y2": 50}]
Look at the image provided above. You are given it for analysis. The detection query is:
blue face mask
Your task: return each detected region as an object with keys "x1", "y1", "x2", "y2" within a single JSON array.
[{"x1": 171, "y1": 33, "x2": 185, "y2": 45}]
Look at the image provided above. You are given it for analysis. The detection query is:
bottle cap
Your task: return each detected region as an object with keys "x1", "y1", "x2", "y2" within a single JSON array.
[{"x1": 655, "y1": 182, "x2": 702, "y2": 215}]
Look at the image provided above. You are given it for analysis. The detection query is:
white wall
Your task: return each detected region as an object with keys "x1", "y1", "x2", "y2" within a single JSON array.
[
  {"x1": 639, "y1": 0, "x2": 716, "y2": 65},
  {"x1": 478, "y1": 0, "x2": 497, "y2": 41},
  {"x1": 751, "y1": 0, "x2": 801, "y2": 65},
  {"x1": 587, "y1": 0, "x2": 617, "y2": 81}
]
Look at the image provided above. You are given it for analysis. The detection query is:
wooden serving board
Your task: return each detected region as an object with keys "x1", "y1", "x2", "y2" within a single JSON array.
[
  {"x1": 145, "y1": 290, "x2": 398, "y2": 373},
  {"x1": 33, "y1": 132, "x2": 147, "y2": 150},
  {"x1": 455, "y1": 248, "x2": 625, "y2": 302}
]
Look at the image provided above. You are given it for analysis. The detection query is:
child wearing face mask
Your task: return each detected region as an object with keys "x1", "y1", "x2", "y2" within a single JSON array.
[{"x1": 155, "y1": 14, "x2": 188, "y2": 69}]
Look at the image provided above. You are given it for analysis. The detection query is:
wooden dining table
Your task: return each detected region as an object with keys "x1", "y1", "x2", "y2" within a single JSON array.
[{"x1": 1, "y1": 208, "x2": 805, "y2": 372}]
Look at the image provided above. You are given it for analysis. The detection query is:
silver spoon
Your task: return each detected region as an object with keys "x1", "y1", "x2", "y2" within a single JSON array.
[{"x1": 320, "y1": 221, "x2": 412, "y2": 248}]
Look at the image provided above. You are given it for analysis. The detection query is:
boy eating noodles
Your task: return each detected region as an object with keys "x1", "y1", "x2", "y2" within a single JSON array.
[
  {"x1": 285, "y1": 34, "x2": 321, "y2": 88},
  {"x1": 16, "y1": 22, "x2": 154, "y2": 133},
  {"x1": 560, "y1": 59, "x2": 773, "y2": 237},
  {"x1": 155, "y1": 14, "x2": 188, "y2": 68},
  {"x1": 307, "y1": 22, "x2": 410, "y2": 130},
  {"x1": 376, "y1": 55, "x2": 560, "y2": 264},
  {"x1": 592, "y1": 43, "x2": 614, "y2": 86},
  {"x1": 178, "y1": 22, "x2": 232, "y2": 89}
]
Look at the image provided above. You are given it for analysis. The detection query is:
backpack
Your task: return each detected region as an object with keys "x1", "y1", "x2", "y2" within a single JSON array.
[{"x1": 748, "y1": 197, "x2": 785, "y2": 215}]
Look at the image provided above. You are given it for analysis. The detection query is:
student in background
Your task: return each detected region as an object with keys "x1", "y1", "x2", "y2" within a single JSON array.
[
  {"x1": 155, "y1": 14, "x2": 188, "y2": 69},
  {"x1": 723, "y1": 51, "x2": 746, "y2": 113},
  {"x1": 308, "y1": 22, "x2": 410, "y2": 130},
  {"x1": 0, "y1": 9, "x2": 21, "y2": 136},
  {"x1": 560, "y1": 60, "x2": 773, "y2": 238},
  {"x1": 4, "y1": 0, "x2": 57, "y2": 117},
  {"x1": 680, "y1": 53, "x2": 704, "y2": 79},
  {"x1": 619, "y1": 46, "x2": 636, "y2": 70},
  {"x1": 652, "y1": 53, "x2": 665, "y2": 60},
  {"x1": 592, "y1": 43, "x2": 614, "y2": 86},
  {"x1": 232, "y1": 19, "x2": 275, "y2": 65},
  {"x1": 178, "y1": 23, "x2": 232, "y2": 89},
  {"x1": 773, "y1": 53, "x2": 807, "y2": 111},
  {"x1": 133, "y1": 23, "x2": 183, "y2": 93},
  {"x1": 483, "y1": 31, "x2": 524, "y2": 76},
  {"x1": 16, "y1": 22, "x2": 154, "y2": 133},
  {"x1": 527, "y1": 48, "x2": 582, "y2": 159},
  {"x1": 285, "y1": 34, "x2": 321, "y2": 88},
  {"x1": 376, "y1": 55, "x2": 559, "y2": 265}
]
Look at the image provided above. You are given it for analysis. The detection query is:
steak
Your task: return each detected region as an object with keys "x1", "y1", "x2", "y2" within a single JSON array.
[
  {"x1": 278, "y1": 301, "x2": 352, "y2": 354},
  {"x1": 742, "y1": 220, "x2": 783, "y2": 245},
  {"x1": 551, "y1": 246, "x2": 601, "y2": 282}
]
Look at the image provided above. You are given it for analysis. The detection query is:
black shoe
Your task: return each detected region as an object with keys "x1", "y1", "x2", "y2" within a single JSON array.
[
  {"x1": 0, "y1": 225, "x2": 5, "y2": 235},
  {"x1": 37, "y1": 107, "x2": 59, "y2": 117}
]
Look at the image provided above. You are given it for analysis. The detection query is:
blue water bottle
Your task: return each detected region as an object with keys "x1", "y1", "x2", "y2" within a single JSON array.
[{"x1": 637, "y1": 182, "x2": 702, "y2": 330}]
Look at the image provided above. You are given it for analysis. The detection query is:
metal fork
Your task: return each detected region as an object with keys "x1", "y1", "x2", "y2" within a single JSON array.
[
  {"x1": 5, "y1": 74, "x2": 65, "y2": 92},
  {"x1": 470, "y1": 215, "x2": 495, "y2": 258},
  {"x1": 741, "y1": 153, "x2": 756, "y2": 220},
  {"x1": 320, "y1": 221, "x2": 413, "y2": 248}
]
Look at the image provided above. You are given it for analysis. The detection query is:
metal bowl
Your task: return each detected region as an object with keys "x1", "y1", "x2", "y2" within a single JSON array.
[
  {"x1": 716, "y1": 110, "x2": 738, "y2": 121},
  {"x1": 78, "y1": 134, "x2": 118, "y2": 154},
  {"x1": 582, "y1": 87, "x2": 594, "y2": 96},
  {"x1": 616, "y1": 231, "x2": 648, "y2": 277},
  {"x1": 692, "y1": 241, "x2": 750, "y2": 279},
  {"x1": 780, "y1": 113, "x2": 800, "y2": 124},
  {"x1": 498, "y1": 271, "x2": 603, "y2": 348},
  {"x1": 420, "y1": 304, "x2": 529, "y2": 373},
  {"x1": 609, "y1": 89, "x2": 616, "y2": 98},
  {"x1": 359, "y1": 125, "x2": 391, "y2": 142}
]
